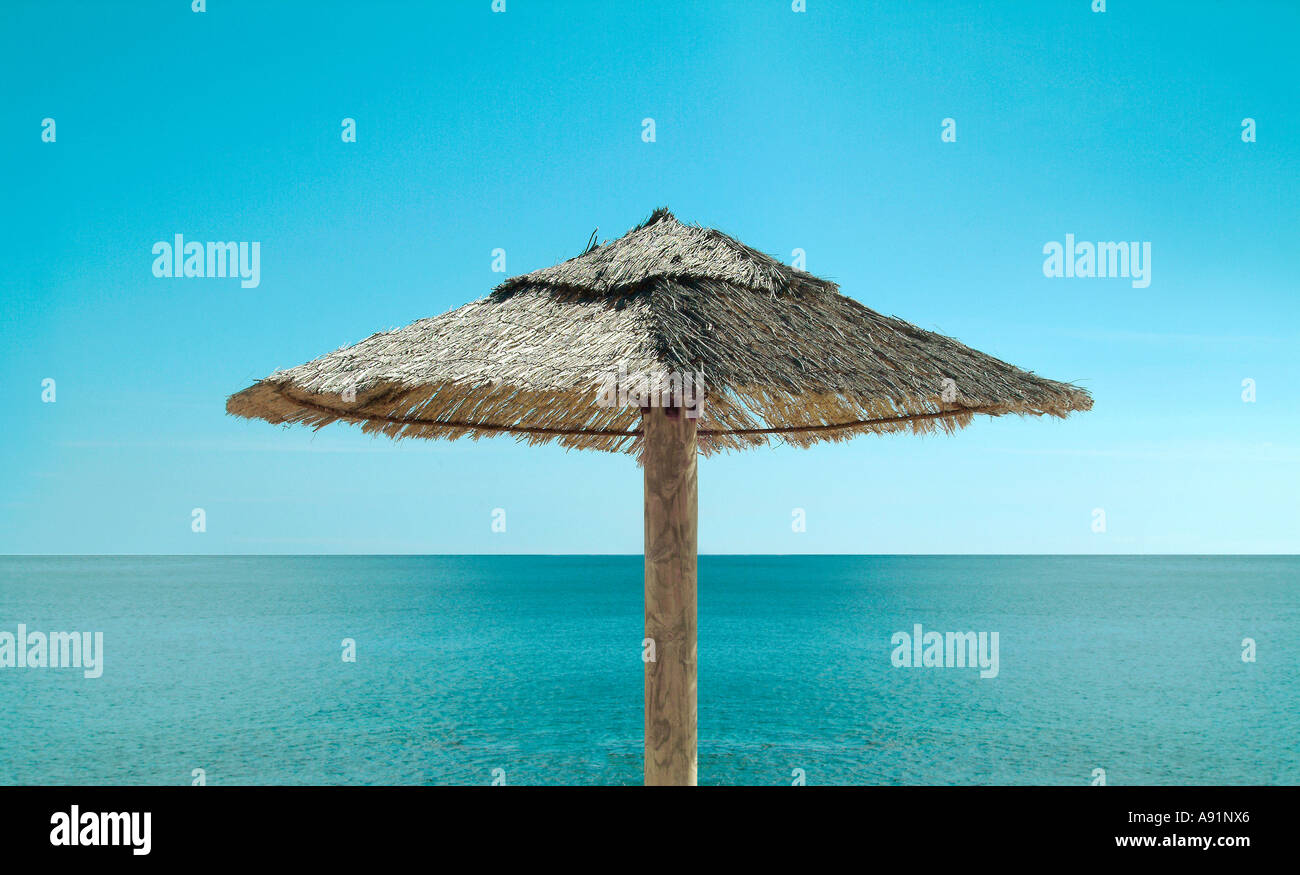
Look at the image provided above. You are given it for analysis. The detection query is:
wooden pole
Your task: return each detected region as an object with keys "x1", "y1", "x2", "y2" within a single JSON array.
[{"x1": 642, "y1": 405, "x2": 698, "y2": 786}]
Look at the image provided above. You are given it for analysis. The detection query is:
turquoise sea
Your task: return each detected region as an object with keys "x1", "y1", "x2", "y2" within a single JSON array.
[{"x1": 0, "y1": 556, "x2": 1295, "y2": 785}]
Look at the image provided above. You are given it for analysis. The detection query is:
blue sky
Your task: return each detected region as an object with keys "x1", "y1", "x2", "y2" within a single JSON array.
[{"x1": 2, "y1": 0, "x2": 1296, "y2": 554}]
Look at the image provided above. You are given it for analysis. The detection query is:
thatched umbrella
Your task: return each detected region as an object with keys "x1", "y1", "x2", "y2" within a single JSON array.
[{"x1": 227, "y1": 208, "x2": 1091, "y2": 785}]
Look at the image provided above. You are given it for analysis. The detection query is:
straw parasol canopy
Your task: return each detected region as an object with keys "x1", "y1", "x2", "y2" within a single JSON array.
[
  {"x1": 227, "y1": 208, "x2": 1091, "y2": 455},
  {"x1": 227, "y1": 208, "x2": 1091, "y2": 786}
]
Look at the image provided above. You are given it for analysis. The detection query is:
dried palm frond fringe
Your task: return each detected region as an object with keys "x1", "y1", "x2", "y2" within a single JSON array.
[{"x1": 227, "y1": 209, "x2": 1092, "y2": 455}]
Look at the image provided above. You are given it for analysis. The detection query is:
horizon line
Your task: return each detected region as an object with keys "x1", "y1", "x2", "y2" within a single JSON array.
[{"x1": 2, "y1": 553, "x2": 1296, "y2": 559}]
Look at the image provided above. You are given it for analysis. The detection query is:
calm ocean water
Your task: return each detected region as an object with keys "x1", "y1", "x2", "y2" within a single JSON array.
[{"x1": 0, "y1": 556, "x2": 1295, "y2": 785}]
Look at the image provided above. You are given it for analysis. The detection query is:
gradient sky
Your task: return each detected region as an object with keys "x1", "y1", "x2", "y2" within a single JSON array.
[{"x1": 2, "y1": 0, "x2": 1297, "y2": 554}]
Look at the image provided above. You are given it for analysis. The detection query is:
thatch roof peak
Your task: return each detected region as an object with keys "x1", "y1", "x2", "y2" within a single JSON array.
[
  {"x1": 495, "y1": 207, "x2": 836, "y2": 298},
  {"x1": 633, "y1": 205, "x2": 678, "y2": 229},
  {"x1": 228, "y1": 209, "x2": 1092, "y2": 455}
]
